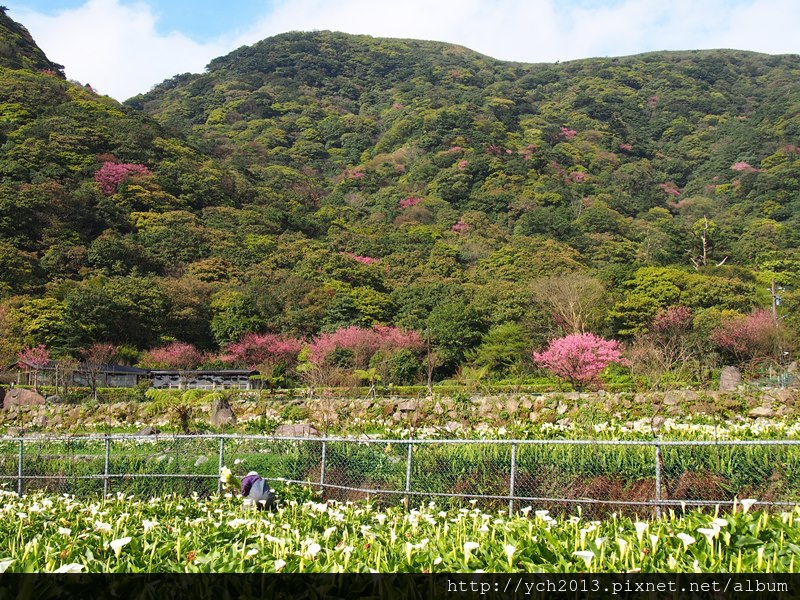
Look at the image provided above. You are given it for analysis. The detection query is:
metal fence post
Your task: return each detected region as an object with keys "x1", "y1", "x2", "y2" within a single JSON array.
[
  {"x1": 319, "y1": 440, "x2": 327, "y2": 495},
  {"x1": 654, "y1": 439, "x2": 662, "y2": 519},
  {"x1": 509, "y1": 442, "x2": 517, "y2": 516},
  {"x1": 217, "y1": 437, "x2": 225, "y2": 495},
  {"x1": 17, "y1": 437, "x2": 23, "y2": 497},
  {"x1": 404, "y1": 441, "x2": 413, "y2": 509},
  {"x1": 103, "y1": 434, "x2": 110, "y2": 497}
]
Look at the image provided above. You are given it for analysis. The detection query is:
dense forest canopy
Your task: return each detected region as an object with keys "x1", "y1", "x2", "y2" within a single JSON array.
[{"x1": 2, "y1": 8, "x2": 800, "y2": 387}]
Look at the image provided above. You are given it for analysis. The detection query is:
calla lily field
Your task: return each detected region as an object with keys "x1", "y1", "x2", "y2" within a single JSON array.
[{"x1": 0, "y1": 487, "x2": 798, "y2": 573}]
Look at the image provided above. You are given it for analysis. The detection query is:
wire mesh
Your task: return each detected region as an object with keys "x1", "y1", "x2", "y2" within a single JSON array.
[
  {"x1": 321, "y1": 439, "x2": 407, "y2": 504},
  {"x1": 1, "y1": 434, "x2": 800, "y2": 516},
  {"x1": 108, "y1": 435, "x2": 220, "y2": 498},
  {"x1": 513, "y1": 441, "x2": 658, "y2": 519},
  {"x1": 659, "y1": 442, "x2": 800, "y2": 508},
  {"x1": 223, "y1": 436, "x2": 323, "y2": 490}
]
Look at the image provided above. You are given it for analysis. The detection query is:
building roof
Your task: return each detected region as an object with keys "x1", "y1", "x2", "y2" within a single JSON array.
[
  {"x1": 18, "y1": 360, "x2": 148, "y2": 375},
  {"x1": 17, "y1": 361, "x2": 258, "y2": 377},
  {"x1": 148, "y1": 369, "x2": 259, "y2": 376}
]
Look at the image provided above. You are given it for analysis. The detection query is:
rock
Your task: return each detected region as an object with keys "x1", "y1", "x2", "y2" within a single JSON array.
[
  {"x1": 663, "y1": 391, "x2": 679, "y2": 406},
  {"x1": 521, "y1": 399, "x2": 532, "y2": 410},
  {"x1": 719, "y1": 366, "x2": 741, "y2": 391},
  {"x1": 748, "y1": 406, "x2": 774, "y2": 418},
  {"x1": 444, "y1": 421, "x2": 462, "y2": 433},
  {"x1": 273, "y1": 423, "x2": 321, "y2": 437},
  {"x1": 136, "y1": 425, "x2": 160, "y2": 436},
  {"x1": 194, "y1": 456, "x2": 209, "y2": 467},
  {"x1": 7, "y1": 427, "x2": 20, "y2": 437},
  {"x1": 556, "y1": 402, "x2": 568, "y2": 415},
  {"x1": 3, "y1": 388, "x2": 46, "y2": 408},
  {"x1": 210, "y1": 397, "x2": 237, "y2": 428},
  {"x1": 433, "y1": 402, "x2": 445, "y2": 415},
  {"x1": 45, "y1": 395, "x2": 61, "y2": 404},
  {"x1": 556, "y1": 417, "x2": 571, "y2": 427},
  {"x1": 31, "y1": 415, "x2": 49, "y2": 428},
  {"x1": 396, "y1": 401, "x2": 417, "y2": 412},
  {"x1": 769, "y1": 389, "x2": 794, "y2": 403},
  {"x1": 683, "y1": 390, "x2": 699, "y2": 402}
]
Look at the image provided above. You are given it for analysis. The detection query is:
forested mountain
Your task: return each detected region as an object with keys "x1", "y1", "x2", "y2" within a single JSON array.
[{"x1": 3, "y1": 10, "x2": 800, "y2": 384}]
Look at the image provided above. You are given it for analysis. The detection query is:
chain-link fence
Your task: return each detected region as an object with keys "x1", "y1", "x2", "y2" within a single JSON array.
[{"x1": 1, "y1": 434, "x2": 799, "y2": 516}]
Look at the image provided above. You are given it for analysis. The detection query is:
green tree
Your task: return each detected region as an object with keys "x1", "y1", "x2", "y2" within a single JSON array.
[
  {"x1": 468, "y1": 322, "x2": 531, "y2": 377},
  {"x1": 209, "y1": 290, "x2": 264, "y2": 347},
  {"x1": 426, "y1": 299, "x2": 485, "y2": 375}
]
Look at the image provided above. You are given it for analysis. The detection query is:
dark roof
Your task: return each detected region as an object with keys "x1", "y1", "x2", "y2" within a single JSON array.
[
  {"x1": 18, "y1": 360, "x2": 148, "y2": 375},
  {"x1": 18, "y1": 361, "x2": 258, "y2": 377},
  {"x1": 148, "y1": 369, "x2": 259, "y2": 376}
]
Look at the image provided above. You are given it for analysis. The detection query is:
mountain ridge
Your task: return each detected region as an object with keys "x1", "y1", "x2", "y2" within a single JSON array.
[
  {"x1": 1, "y1": 14, "x2": 800, "y2": 385},
  {"x1": 0, "y1": 6, "x2": 64, "y2": 76}
]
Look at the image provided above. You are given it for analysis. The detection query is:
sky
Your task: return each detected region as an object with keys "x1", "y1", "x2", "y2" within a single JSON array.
[{"x1": 6, "y1": 0, "x2": 800, "y2": 101}]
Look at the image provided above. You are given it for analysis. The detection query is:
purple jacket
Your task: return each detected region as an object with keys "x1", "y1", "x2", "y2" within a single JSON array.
[{"x1": 241, "y1": 473, "x2": 261, "y2": 497}]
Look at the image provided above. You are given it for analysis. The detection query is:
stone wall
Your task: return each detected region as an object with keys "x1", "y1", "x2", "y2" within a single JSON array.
[{"x1": 0, "y1": 388, "x2": 797, "y2": 432}]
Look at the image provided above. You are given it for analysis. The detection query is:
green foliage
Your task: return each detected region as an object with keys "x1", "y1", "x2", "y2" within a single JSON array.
[
  {"x1": 468, "y1": 322, "x2": 532, "y2": 377},
  {"x1": 0, "y1": 13, "x2": 798, "y2": 386},
  {"x1": 384, "y1": 348, "x2": 422, "y2": 385}
]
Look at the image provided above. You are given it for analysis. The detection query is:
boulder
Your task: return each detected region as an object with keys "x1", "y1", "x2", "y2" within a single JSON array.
[
  {"x1": 136, "y1": 425, "x2": 160, "y2": 436},
  {"x1": 273, "y1": 423, "x2": 321, "y2": 437},
  {"x1": 3, "y1": 388, "x2": 46, "y2": 408},
  {"x1": 396, "y1": 401, "x2": 417, "y2": 412},
  {"x1": 719, "y1": 366, "x2": 741, "y2": 391},
  {"x1": 210, "y1": 397, "x2": 237, "y2": 428},
  {"x1": 748, "y1": 405, "x2": 774, "y2": 418}
]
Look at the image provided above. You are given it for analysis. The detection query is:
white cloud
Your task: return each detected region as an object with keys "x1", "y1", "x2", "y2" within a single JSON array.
[
  {"x1": 11, "y1": 0, "x2": 800, "y2": 101},
  {"x1": 15, "y1": 0, "x2": 228, "y2": 100},
  {"x1": 242, "y1": 0, "x2": 800, "y2": 61}
]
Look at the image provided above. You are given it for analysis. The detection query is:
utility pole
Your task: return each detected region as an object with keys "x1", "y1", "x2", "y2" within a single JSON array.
[{"x1": 771, "y1": 279, "x2": 778, "y2": 322}]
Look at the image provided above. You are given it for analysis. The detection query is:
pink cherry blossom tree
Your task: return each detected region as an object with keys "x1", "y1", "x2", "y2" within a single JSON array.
[
  {"x1": 341, "y1": 252, "x2": 380, "y2": 265},
  {"x1": 94, "y1": 161, "x2": 153, "y2": 195},
  {"x1": 533, "y1": 333, "x2": 625, "y2": 390},
  {"x1": 560, "y1": 126, "x2": 577, "y2": 140},
  {"x1": 308, "y1": 325, "x2": 424, "y2": 369},
  {"x1": 710, "y1": 309, "x2": 784, "y2": 367},
  {"x1": 140, "y1": 342, "x2": 204, "y2": 370},
  {"x1": 139, "y1": 342, "x2": 205, "y2": 390},
  {"x1": 17, "y1": 344, "x2": 50, "y2": 391},
  {"x1": 399, "y1": 197, "x2": 423, "y2": 209},
  {"x1": 220, "y1": 333, "x2": 304, "y2": 371},
  {"x1": 80, "y1": 343, "x2": 120, "y2": 400}
]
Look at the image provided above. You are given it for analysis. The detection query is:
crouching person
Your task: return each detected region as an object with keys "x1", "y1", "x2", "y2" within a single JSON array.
[{"x1": 241, "y1": 471, "x2": 275, "y2": 510}]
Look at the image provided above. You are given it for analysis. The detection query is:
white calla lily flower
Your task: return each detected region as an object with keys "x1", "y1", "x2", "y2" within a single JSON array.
[{"x1": 573, "y1": 550, "x2": 594, "y2": 568}]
